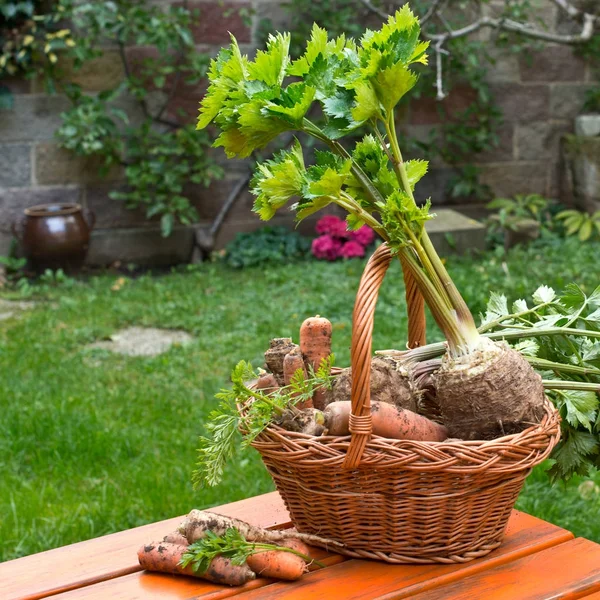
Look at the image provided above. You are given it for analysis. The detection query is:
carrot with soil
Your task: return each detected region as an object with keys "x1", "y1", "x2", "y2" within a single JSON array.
[
  {"x1": 138, "y1": 541, "x2": 256, "y2": 585},
  {"x1": 180, "y1": 528, "x2": 323, "y2": 579},
  {"x1": 322, "y1": 400, "x2": 448, "y2": 441},
  {"x1": 300, "y1": 316, "x2": 332, "y2": 410},
  {"x1": 179, "y1": 510, "x2": 341, "y2": 549},
  {"x1": 283, "y1": 347, "x2": 310, "y2": 409}
]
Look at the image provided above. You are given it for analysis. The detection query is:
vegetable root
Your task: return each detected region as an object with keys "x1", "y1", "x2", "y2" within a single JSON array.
[
  {"x1": 264, "y1": 338, "x2": 296, "y2": 384},
  {"x1": 137, "y1": 541, "x2": 256, "y2": 585},
  {"x1": 435, "y1": 338, "x2": 546, "y2": 440},
  {"x1": 178, "y1": 510, "x2": 344, "y2": 549},
  {"x1": 323, "y1": 400, "x2": 448, "y2": 442},
  {"x1": 300, "y1": 316, "x2": 332, "y2": 410},
  {"x1": 255, "y1": 372, "x2": 279, "y2": 394},
  {"x1": 283, "y1": 347, "x2": 311, "y2": 409},
  {"x1": 327, "y1": 356, "x2": 417, "y2": 411},
  {"x1": 162, "y1": 531, "x2": 189, "y2": 545},
  {"x1": 246, "y1": 539, "x2": 308, "y2": 581}
]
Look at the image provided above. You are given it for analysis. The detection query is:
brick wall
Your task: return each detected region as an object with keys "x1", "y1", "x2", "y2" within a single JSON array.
[{"x1": 0, "y1": 0, "x2": 597, "y2": 264}]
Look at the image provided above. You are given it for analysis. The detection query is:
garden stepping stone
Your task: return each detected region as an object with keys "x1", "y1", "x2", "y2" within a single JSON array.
[
  {"x1": 89, "y1": 326, "x2": 193, "y2": 357},
  {"x1": 0, "y1": 298, "x2": 37, "y2": 321}
]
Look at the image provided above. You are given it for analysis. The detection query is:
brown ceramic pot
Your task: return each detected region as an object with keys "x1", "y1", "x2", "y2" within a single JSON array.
[{"x1": 13, "y1": 203, "x2": 95, "y2": 271}]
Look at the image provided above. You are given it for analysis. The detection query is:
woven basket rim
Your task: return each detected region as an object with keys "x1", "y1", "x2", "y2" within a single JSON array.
[{"x1": 245, "y1": 397, "x2": 560, "y2": 474}]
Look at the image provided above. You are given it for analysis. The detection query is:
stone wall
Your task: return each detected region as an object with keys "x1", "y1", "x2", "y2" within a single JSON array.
[{"x1": 0, "y1": 0, "x2": 597, "y2": 264}]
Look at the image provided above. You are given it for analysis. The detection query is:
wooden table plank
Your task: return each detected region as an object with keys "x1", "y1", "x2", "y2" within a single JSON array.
[
  {"x1": 187, "y1": 510, "x2": 574, "y2": 600},
  {"x1": 46, "y1": 553, "x2": 346, "y2": 600},
  {"x1": 408, "y1": 538, "x2": 600, "y2": 600},
  {"x1": 0, "y1": 492, "x2": 291, "y2": 600}
]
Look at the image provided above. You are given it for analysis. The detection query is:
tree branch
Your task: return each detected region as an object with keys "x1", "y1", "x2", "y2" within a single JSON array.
[{"x1": 357, "y1": 0, "x2": 597, "y2": 45}]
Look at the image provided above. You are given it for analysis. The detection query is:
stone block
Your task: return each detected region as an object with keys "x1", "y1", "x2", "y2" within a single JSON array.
[
  {"x1": 32, "y1": 51, "x2": 125, "y2": 93},
  {"x1": 489, "y1": 83, "x2": 550, "y2": 122},
  {"x1": 253, "y1": 1, "x2": 292, "y2": 42},
  {"x1": 479, "y1": 162, "x2": 548, "y2": 198},
  {"x1": 0, "y1": 231, "x2": 13, "y2": 256},
  {"x1": 519, "y1": 46, "x2": 586, "y2": 83},
  {"x1": 0, "y1": 186, "x2": 80, "y2": 233},
  {"x1": 34, "y1": 142, "x2": 123, "y2": 185},
  {"x1": 416, "y1": 167, "x2": 455, "y2": 204},
  {"x1": 483, "y1": 48, "x2": 520, "y2": 83},
  {"x1": 182, "y1": 1, "x2": 252, "y2": 44},
  {"x1": 550, "y1": 83, "x2": 596, "y2": 120},
  {"x1": 425, "y1": 209, "x2": 486, "y2": 255},
  {"x1": 516, "y1": 121, "x2": 571, "y2": 161},
  {"x1": 475, "y1": 124, "x2": 515, "y2": 163},
  {"x1": 0, "y1": 95, "x2": 70, "y2": 142},
  {"x1": 0, "y1": 144, "x2": 31, "y2": 188},
  {"x1": 84, "y1": 183, "x2": 152, "y2": 229},
  {"x1": 86, "y1": 227, "x2": 195, "y2": 266},
  {"x1": 575, "y1": 114, "x2": 600, "y2": 137}
]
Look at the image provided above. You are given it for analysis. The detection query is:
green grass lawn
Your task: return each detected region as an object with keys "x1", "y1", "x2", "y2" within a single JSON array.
[{"x1": 1, "y1": 235, "x2": 600, "y2": 562}]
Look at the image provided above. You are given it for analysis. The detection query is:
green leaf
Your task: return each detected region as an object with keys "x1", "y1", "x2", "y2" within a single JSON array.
[
  {"x1": 562, "y1": 283, "x2": 587, "y2": 312},
  {"x1": 351, "y1": 81, "x2": 381, "y2": 123},
  {"x1": 513, "y1": 339, "x2": 539, "y2": 357},
  {"x1": 549, "y1": 428, "x2": 598, "y2": 481},
  {"x1": 287, "y1": 23, "x2": 329, "y2": 76},
  {"x1": 404, "y1": 159, "x2": 428, "y2": 191},
  {"x1": 532, "y1": 285, "x2": 556, "y2": 305},
  {"x1": 322, "y1": 89, "x2": 355, "y2": 120},
  {"x1": 558, "y1": 390, "x2": 598, "y2": 431},
  {"x1": 512, "y1": 298, "x2": 528, "y2": 313},
  {"x1": 265, "y1": 82, "x2": 315, "y2": 124},
  {"x1": 483, "y1": 291, "x2": 509, "y2": 325},
  {"x1": 247, "y1": 32, "x2": 290, "y2": 87},
  {"x1": 372, "y1": 61, "x2": 418, "y2": 113},
  {"x1": 250, "y1": 140, "x2": 306, "y2": 220},
  {"x1": 160, "y1": 213, "x2": 174, "y2": 237},
  {"x1": 579, "y1": 218, "x2": 593, "y2": 241}
]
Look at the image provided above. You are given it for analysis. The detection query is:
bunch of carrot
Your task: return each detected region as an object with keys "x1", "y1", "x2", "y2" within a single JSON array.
[
  {"x1": 262, "y1": 316, "x2": 448, "y2": 443},
  {"x1": 137, "y1": 509, "x2": 337, "y2": 585}
]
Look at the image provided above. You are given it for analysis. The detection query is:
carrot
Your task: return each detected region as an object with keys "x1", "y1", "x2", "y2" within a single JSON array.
[
  {"x1": 178, "y1": 510, "x2": 343, "y2": 549},
  {"x1": 162, "y1": 531, "x2": 189, "y2": 545},
  {"x1": 283, "y1": 347, "x2": 311, "y2": 409},
  {"x1": 300, "y1": 316, "x2": 332, "y2": 410},
  {"x1": 254, "y1": 372, "x2": 279, "y2": 394},
  {"x1": 323, "y1": 400, "x2": 448, "y2": 442},
  {"x1": 137, "y1": 541, "x2": 256, "y2": 585},
  {"x1": 246, "y1": 544, "x2": 307, "y2": 581}
]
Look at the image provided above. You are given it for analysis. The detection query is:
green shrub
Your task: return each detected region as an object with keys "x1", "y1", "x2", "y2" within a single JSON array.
[{"x1": 221, "y1": 226, "x2": 311, "y2": 269}]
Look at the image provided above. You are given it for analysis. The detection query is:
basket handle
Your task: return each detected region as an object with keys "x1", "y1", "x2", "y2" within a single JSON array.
[{"x1": 342, "y1": 242, "x2": 399, "y2": 469}]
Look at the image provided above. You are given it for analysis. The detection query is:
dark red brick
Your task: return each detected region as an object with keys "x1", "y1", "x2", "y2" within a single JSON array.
[
  {"x1": 410, "y1": 86, "x2": 478, "y2": 125},
  {"x1": 181, "y1": 2, "x2": 252, "y2": 45}
]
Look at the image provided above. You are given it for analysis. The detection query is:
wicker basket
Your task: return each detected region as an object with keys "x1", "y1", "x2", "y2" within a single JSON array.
[{"x1": 249, "y1": 242, "x2": 561, "y2": 564}]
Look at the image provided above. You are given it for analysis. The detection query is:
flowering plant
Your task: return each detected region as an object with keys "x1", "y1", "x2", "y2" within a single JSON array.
[{"x1": 312, "y1": 215, "x2": 375, "y2": 261}]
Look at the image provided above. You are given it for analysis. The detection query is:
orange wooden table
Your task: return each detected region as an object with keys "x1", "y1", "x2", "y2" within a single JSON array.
[{"x1": 3, "y1": 491, "x2": 600, "y2": 600}]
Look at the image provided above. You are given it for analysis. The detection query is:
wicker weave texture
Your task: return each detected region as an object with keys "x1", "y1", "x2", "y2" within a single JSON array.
[{"x1": 250, "y1": 242, "x2": 561, "y2": 563}]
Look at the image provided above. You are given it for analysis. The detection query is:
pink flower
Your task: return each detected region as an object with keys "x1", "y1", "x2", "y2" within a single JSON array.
[
  {"x1": 328, "y1": 219, "x2": 351, "y2": 239},
  {"x1": 340, "y1": 240, "x2": 366, "y2": 259},
  {"x1": 311, "y1": 234, "x2": 343, "y2": 261},
  {"x1": 315, "y1": 215, "x2": 345, "y2": 236},
  {"x1": 350, "y1": 225, "x2": 375, "y2": 247}
]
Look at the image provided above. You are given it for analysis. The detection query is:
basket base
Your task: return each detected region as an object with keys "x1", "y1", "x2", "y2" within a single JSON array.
[{"x1": 330, "y1": 538, "x2": 504, "y2": 565}]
